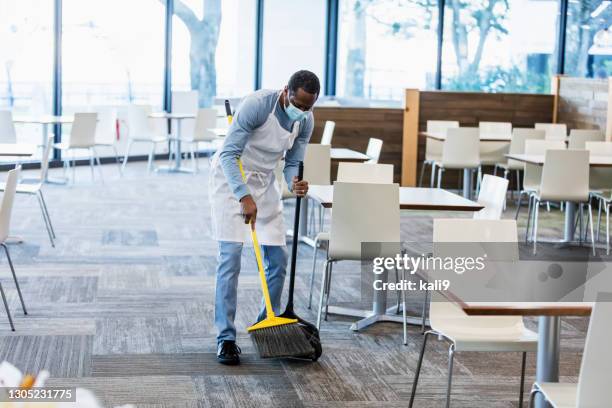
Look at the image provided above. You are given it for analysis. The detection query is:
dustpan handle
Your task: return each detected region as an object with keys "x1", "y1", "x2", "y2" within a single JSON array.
[{"x1": 286, "y1": 161, "x2": 304, "y2": 311}]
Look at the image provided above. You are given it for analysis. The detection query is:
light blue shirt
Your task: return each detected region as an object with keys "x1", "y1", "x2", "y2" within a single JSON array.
[{"x1": 219, "y1": 89, "x2": 314, "y2": 201}]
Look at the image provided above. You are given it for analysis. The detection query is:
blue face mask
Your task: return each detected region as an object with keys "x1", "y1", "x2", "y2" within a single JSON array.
[{"x1": 285, "y1": 95, "x2": 308, "y2": 122}]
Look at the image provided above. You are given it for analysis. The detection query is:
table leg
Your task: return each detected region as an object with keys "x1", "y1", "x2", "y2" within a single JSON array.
[
  {"x1": 535, "y1": 316, "x2": 560, "y2": 408},
  {"x1": 175, "y1": 120, "x2": 182, "y2": 170},
  {"x1": 462, "y1": 168, "x2": 473, "y2": 199},
  {"x1": 564, "y1": 202, "x2": 577, "y2": 242}
]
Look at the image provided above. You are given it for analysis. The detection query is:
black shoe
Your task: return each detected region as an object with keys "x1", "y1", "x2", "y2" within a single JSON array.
[{"x1": 217, "y1": 341, "x2": 241, "y2": 365}]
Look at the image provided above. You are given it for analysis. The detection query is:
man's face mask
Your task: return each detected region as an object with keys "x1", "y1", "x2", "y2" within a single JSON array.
[{"x1": 285, "y1": 91, "x2": 309, "y2": 122}]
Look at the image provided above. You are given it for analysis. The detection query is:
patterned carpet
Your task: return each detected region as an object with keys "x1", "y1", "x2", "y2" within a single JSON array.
[{"x1": 0, "y1": 160, "x2": 588, "y2": 407}]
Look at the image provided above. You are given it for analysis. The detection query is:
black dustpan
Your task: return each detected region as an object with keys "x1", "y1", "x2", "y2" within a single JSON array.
[{"x1": 278, "y1": 161, "x2": 322, "y2": 361}]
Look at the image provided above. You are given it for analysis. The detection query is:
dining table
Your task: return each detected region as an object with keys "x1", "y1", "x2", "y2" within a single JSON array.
[
  {"x1": 0, "y1": 143, "x2": 37, "y2": 157},
  {"x1": 506, "y1": 153, "x2": 612, "y2": 245},
  {"x1": 13, "y1": 115, "x2": 74, "y2": 148},
  {"x1": 306, "y1": 184, "x2": 483, "y2": 331}
]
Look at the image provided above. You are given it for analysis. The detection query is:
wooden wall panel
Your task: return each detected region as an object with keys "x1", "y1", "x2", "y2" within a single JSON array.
[{"x1": 312, "y1": 106, "x2": 403, "y2": 182}]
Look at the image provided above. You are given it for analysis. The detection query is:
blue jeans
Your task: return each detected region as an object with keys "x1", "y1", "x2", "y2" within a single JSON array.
[{"x1": 215, "y1": 241, "x2": 288, "y2": 344}]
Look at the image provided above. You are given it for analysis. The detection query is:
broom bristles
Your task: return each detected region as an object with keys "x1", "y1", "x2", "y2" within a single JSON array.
[{"x1": 249, "y1": 323, "x2": 315, "y2": 358}]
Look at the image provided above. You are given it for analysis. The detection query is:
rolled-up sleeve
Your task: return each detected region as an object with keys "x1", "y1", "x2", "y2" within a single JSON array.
[
  {"x1": 284, "y1": 114, "x2": 314, "y2": 188},
  {"x1": 218, "y1": 97, "x2": 266, "y2": 201}
]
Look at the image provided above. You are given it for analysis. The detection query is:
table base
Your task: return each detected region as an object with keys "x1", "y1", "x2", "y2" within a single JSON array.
[
  {"x1": 325, "y1": 305, "x2": 429, "y2": 331},
  {"x1": 155, "y1": 166, "x2": 195, "y2": 174}
]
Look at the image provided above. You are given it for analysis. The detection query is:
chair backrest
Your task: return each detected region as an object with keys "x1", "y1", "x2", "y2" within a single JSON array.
[
  {"x1": 93, "y1": 106, "x2": 117, "y2": 145},
  {"x1": 479, "y1": 121, "x2": 512, "y2": 138},
  {"x1": 329, "y1": 182, "x2": 400, "y2": 260},
  {"x1": 193, "y1": 108, "x2": 218, "y2": 142},
  {"x1": 425, "y1": 121, "x2": 458, "y2": 162},
  {"x1": 0, "y1": 111, "x2": 17, "y2": 144},
  {"x1": 320, "y1": 121, "x2": 335, "y2": 145},
  {"x1": 365, "y1": 138, "x2": 383, "y2": 163},
  {"x1": 539, "y1": 149, "x2": 590, "y2": 203},
  {"x1": 585, "y1": 141, "x2": 612, "y2": 191},
  {"x1": 127, "y1": 105, "x2": 153, "y2": 139},
  {"x1": 426, "y1": 120, "x2": 460, "y2": 134},
  {"x1": 535, "y1": 123, "x2": 567, "y2": 141},
  {"x1": 172, "y1": 91, "x2": 198, "y2": 113},
  {"x1": 0, "y1": 167, "x2": 21, "y2": 243},
  {"x1": 474, "y1": 175, "x2": 509, "y2": 220},
  {"x1": 576, "y1": 301, "x2": 612, "y2": 406},
  {"x1": 441, "y1": 128, "x2": 480, "y2": 169},
  {"x1": 568, "y1": 129, "x2": 604, "y2": 149},
  {"x1": 431, "y1": 219, "x2": 523, "y2": 330},
  {"x1": 304, "y1": 144, "x2": 331, "y2": 185},
  {"x1": 69, "y1": 113, "x2": 98, "y2": 148},
  {"x1": 40, "y1": 136, "x2": 53, "y2": 181},
  {"x1": 506, "y1": 128, "x2": 545, "y2": 170},
  {"x1": 337, "y1": 163, "x2": 394, "y2": 184},
  {"x1": 523, "y1": 139, "x2": 566, "y2": 191}
]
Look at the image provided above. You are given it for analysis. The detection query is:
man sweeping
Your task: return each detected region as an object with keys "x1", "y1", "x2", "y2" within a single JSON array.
[{"x1": 209, "y1": 70, "x2": 320, "y2": 365}]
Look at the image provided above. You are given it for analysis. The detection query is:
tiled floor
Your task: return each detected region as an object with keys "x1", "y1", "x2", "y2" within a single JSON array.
[{"x1": 0, "y1": 160, "x2": 589, "y2": 407}]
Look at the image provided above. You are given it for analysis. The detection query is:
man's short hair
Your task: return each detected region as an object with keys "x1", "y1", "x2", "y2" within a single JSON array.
[{"x1": 288, "y1": 70, "x2": 320, "y2": 96}]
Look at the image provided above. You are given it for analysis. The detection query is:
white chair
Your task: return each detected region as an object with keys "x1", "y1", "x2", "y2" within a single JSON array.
[
  {"x1": 122, "y1": 105, "x2": 168, "y2": 172},
  {"x1": 473, "y1": 174, "x2": 509, "y2": 220},
  {"x1": 320, "y1": 121, "x2": 335, "y2": 145},
  {"x1": 528, "y1": 301, "x2": 611, "y2": 408},
  {"x1": 568, "y1": 129, "x2": 604, "y2": 149},
  {"x1": 535, "y1": 123, "x2": 567, "y2": 141},
  {"x1": 315, "y1": 182, "x2": 401, "y2": 334},
  {"x1": 494, "y1": 128, "x2": 545, "y2": 198},
  {"x1": 529, "y1": 149, "x2": 594, "y2": 254},
  {"x1": 336, "y1": 162, "x2": 394, "y2": 183},
  {"x1": 181, "y1": 108, "x2": 219, "y2": 172},
  {"x1": 420, "y1": 120, "x2": 459, "y2": 187},
  {"x1": 0, "y1": 166, "x2": 28, "y2": 331},
  {"x1": 515, "y1": 139, "x2": 566, "y2": 226},
  {"x1": 409, "y1": 219, "x2": 537, "y2": 408},
  {"x1": 308, "y1": 163, "x2": 395, "y2": 309},
  {"x1": 434, "y1": 128, "x2": 481, "y2": 192},
  {"x1": 365, "y1": 137, "x2": 383, "y2": 163},
  {"x1": 93, "y1": 106, "x2": 122, "y2": 175},
  {"x1": 53, "y1": 113, "x2": 101, "y2": 183},
  {"x1": 0, "y1": 137, "x2": 55, "y2": 247},
  {"x1": 586, "y1": 142, "x2": 612, "y2": 254},
  {"x1": 478, "y1": 121, "x2": 512, "y2": 167}
]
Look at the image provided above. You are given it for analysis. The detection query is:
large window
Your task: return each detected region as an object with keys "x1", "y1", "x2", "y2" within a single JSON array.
[
  {"x1": 172, "y1": 0, "x2": 256, "y2": 106},
  {"x1": 564, "y1": 0, "x2": 612, "y2": 78},
  {"x1": 336, "y1": 0, "x2": 438, "y2": 101},
  {"x1": 442, "y1": 0, "x2": 559, "y2": 94},
  {"x1": 261, "y1": 0, "x2": 326, "y2": 90},
  {"x1": 0, "y1": 0, "x2": 53, "y2": 154}
]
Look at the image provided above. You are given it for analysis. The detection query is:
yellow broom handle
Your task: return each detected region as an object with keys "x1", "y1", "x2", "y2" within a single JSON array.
[{"x1": 238, "y1": 159, "x2": 275, "y2": 318}]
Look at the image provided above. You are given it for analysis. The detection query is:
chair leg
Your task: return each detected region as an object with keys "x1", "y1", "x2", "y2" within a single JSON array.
[
  {"x1": 528, "y1": 387, "x2": 543, "y2": 408},
  {"x1": 93, "y1": 148, "x2": 104, "y2": 183},
  {"x1": 607, "y1": 203, "x2": 610, "y2": 255},
  {"x1": 525, "y1": 194, "x2": 533, "y2": 243},
  {"x1": 89, "y1": 149, "x2": 95, "y2": 181},
  {"x1": 421, "y1": 289, "x2": 429, "y2": 334},
  {"x1": 112, "y1": 145, "x2": 123, "y2": 176},
  {"x1": 533, "y1": 199, "x2": 540, "y2": 255},
  {"x1": 408, "y1": 331, "x2": 432, "y2": 408},
  {"x1": 519, "y1": 352, "x2": 527, "y2": 408},
  {"x1": 122, "y1": 140, "x2": 133, "y2": 173},
  {"x1": 418, "y1": 161, "x2": 427, "y2": 187},
  {"x1": 1, "y1": 244, "x2": 27, "y2": 315},
  {"x1": 38, "y1": 190, "x2": 56, "y2": 239},
  {"x1": 515, "y1": 170, "x2": 521, "y2": 201},
  {"x1": 401, "y1": 268, "x2": 407, "y2": 346},
  {"x1": 588, "y1": 203, "x2": 596, "y2": 255},
  {"x1": 316, "y1": 260, "x2": 330, "y2": 330},
  {"x1": 579, "y1": 204, "x2": 584, "y2": 244},
  {"x1": 515, "y1": 191, "x2": 524, "y2": 220},
  {"x1": 437, "y1": 167, "x2": 443, "y2": 189},
  {"x1": 0, "y1": 280, "x2": 15, "y2": 331},
  {"x1": 597, "y1": 198, "x2": 603, "y2": 242},
  {"x1": 147, "y1": 143, "x2": 155, "y2": 172},
  {"x1": 430, "y1": 163, "x2": 437, "y2": 188},
  {"x1": 324, "y1": 261, "x2": 334, "y2": 320},
  {"x1": 308, "y1": 236, "x2": 321, "y2": 309},
  {"x1": 445, "y1": 344, "x2": 456, "y2": 408},
  {"x1": 36, "y1": 193, "x2": 55, "y2": 247}
]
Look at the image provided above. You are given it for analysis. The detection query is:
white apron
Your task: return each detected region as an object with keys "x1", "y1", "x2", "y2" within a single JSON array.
[{"x1": 209, "y1": 93, "x2": 300, "y2": 246}]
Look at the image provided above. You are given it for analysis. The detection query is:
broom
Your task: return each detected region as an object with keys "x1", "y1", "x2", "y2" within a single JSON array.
[
  {"x1": 237, "y1": 159, "x2": 314, "y2": 358},
  {"x1": 278, "y1": 161, "x2": 322, "y2": 361}
]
